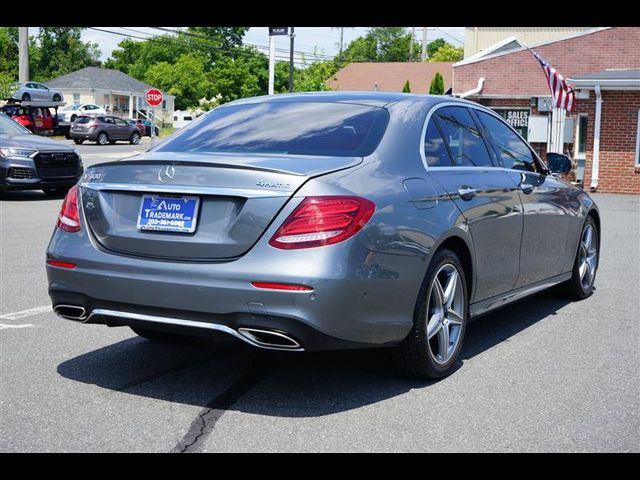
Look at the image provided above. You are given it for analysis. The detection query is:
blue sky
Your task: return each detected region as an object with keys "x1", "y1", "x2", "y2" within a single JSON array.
[{"x1": 76, "y1": 27, "x2": 465, "y2": 64}]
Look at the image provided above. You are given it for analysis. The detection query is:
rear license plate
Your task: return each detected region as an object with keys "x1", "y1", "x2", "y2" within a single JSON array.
[{"x1": 137, "y1": 194, "x2": 200, "y2": 233}]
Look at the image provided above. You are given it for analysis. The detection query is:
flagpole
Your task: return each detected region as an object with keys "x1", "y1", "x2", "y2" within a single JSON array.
[{"x1": 522, "y1": 41, "x2": 564, "y2": 154}]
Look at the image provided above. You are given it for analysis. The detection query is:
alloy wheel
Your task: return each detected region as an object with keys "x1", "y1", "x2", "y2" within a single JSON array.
[
  {"x1": 426, "y1": 263, "x2": 465, "y2": 365},
  {"x1": 578, "y1": 224, "x2": 598, "y2": 289}
]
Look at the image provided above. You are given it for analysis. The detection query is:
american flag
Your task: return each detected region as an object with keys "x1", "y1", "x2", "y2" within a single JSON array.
[{"x1": 529, "y1": 49, "x2": 575, "y2": 112}]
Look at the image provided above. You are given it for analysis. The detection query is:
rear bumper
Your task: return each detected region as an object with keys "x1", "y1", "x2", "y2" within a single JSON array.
[
  {"x1": 69, "y1": 131, "x2": 97, "y2": 141},
  {"x1": 46, "y1": 213, "x2": 426, "y2": 350}
]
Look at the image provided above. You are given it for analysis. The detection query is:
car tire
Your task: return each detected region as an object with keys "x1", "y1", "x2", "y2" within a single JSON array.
[
  {"x1": 130, "y1": 132, "x2": 140, "y2": 145},
  {"x1": 393, "y1": 248, "x2": 469, "y2": 380},
  {"x1": 52, "y1": 94, "x2": 61, "y2": 102},
  {"x1": 96, "y1": 132, "x2": 108, "y2": 145},
  {"x1": 109, "y1": 140, "x2": 117, "y2": 145},
  {"x1": 130, "y1": 326, "x2": 188, "y2": 342},
  {"x1": 562, "y1": 215, "x2": 599, "y2": 300},
  {"x1": 73, "y1": 139, "x2": 84, "y2": 145},
  {"x1": 22, "y1": 93, "x2": 30, "y2": 102}
]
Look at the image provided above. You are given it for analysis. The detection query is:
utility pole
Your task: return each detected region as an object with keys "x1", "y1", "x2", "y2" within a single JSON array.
[
  {"x1": 409, "y1": 27, "x2": 415, "y2": 61},
  {"x1": 289, "y1": 27, "x2": 295, "y2": 93},
  {"x1": 339, "y1": 27, "x2": 344, "y2": 62},
  {"x1": 421, "y1": 27, "x2": 428, "y2": 62},
  {"x1": 18, "y1": 27, "x2": 29, "y2": 83}
]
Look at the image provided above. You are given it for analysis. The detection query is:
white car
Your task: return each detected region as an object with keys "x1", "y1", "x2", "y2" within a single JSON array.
[
  {"x1": 10, "y1": 82, "x2": 64, "y2": 103},
  {"x1": 57, "y1": 104, "x2": 107, "y2": 123}
]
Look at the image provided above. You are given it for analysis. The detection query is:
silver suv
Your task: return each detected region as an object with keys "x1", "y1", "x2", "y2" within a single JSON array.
[{"x1": 69, "y1": 116, "x2": 141, "y2": 145}]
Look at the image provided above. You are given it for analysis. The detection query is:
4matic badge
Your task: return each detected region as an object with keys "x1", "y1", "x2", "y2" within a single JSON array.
[{"x1": 256, "y1": 180, "x2": 291, "y2": 189}]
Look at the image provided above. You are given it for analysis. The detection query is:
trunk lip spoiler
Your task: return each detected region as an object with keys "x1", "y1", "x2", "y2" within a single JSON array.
[{"x1": 81, "y1": 182, "x2": 294, "y2": 198}]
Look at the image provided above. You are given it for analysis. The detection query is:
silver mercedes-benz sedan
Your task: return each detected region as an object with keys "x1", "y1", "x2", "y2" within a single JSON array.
[{"x1": 46, "y1": 93, "x2": 600, "y2": 379}]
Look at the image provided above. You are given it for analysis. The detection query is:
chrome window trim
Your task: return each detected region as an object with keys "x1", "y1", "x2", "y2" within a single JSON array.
[{"x1": 419, "y1": 101, "x2": 546, "y2": 173}]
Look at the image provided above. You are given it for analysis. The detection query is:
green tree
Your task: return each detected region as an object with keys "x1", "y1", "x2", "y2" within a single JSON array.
[
  {"x1": 144, "y1": 53, "x2": 213, "y2": 110},
  {"x1": 427, "y1": 38, "x2": 446, "y2": 59},
  {"x1": 107, "y1": 34, "x2": 189, "y2": 80},
  {"x1": 292, "y1": 59, "x2": 339, "y2": 92},
  {"x1": 429, "y1": 72, "x2": 444, "y2": 95},
  {"x1": 430, "y1": 44, "x2": 464, "y2": 62},
  {"x1": 343, "y1": 27, "x2": 416, "y2": 62},
  {"x1": 0, "y1": 28, "x2": 18, "y2": 75},
  {"x1": 402, "y1": 80, "x2": 411, "y2": 93},
  {"x1": 34, "y1": 27, "x2": 101, "y2": 81}
]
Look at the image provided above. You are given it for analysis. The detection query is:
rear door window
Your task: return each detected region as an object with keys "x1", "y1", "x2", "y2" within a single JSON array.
[
  {"x1": 475, "y1": 110, "x2": 538, "y2": 172},
  {"x1": 434, "y1": 106, "x2": 494, "y2": 167},
  {"x1": 155, "y1": 101, "x2": 390, "y2": 157},
  {"x1": 423, "y1": 119, "x2": 452, "y2": 167}
]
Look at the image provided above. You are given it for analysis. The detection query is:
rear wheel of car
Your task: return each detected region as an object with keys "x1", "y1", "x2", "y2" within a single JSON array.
[
  {"x1": 130, "y1": 326, "x2": 188, "y2": 342},
  {"x1": 73, "y1": 138, "x2": 84, "y2": 145},
  {"x1": 563, "y1": 215, "x2": 599, "y2": 300},
  {"x1": 393, "y1": 248, "x2": 468, "y2": 380},
  {"x1": 130, "y1": 132, "x2": 140, "y2": 145},
  {"x1": 70, "y1": 114, "x2": 77, "y2": 123},
  {"x1": 96, "y1": 132, "x2": 108, "y2": 145},
  {"x1": 52, "y1": 94, "x2": 61, "y2": 102},
  {"x1": 22, "y1": 93, "x2": 30, "y2": 102}
]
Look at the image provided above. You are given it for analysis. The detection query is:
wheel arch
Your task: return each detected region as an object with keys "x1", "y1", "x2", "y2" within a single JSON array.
[{"x1": 431, "y1": 233, "x2": 475, "y2": 303}]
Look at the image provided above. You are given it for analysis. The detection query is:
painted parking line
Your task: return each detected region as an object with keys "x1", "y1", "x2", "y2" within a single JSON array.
[
  {"x1": 0, "y1": 305, "x2": 51, "y2": 321},
  {"x1": 0, "y1": 323, "x2": 35, "y2": 330}
]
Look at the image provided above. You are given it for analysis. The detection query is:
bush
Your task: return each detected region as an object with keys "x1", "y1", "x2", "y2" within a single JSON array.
[
  {"x1": 402, "y1": 80, "x2": 411, "y2": 93},
  {"x1": 429, "y1": 72, "x2": 444, "y2": 95}
]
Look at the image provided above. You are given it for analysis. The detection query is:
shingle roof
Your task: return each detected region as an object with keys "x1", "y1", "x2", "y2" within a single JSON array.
[
  {"x1": 326, "y1": 62, "x2": 453, "y2": 94},
  {"x1": 47, "y1": 66, "x2": 174, "y2": 97}
]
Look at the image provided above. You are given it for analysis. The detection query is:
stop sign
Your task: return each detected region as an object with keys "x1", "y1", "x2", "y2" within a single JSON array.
[{"x1": 145, "y1": 88, "x2": 164, "y2": 107}]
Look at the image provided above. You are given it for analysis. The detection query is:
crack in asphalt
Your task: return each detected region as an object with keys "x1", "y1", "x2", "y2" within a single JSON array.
[{"x1": 172, "y1": 355, "x2": 278, "y2": 453}]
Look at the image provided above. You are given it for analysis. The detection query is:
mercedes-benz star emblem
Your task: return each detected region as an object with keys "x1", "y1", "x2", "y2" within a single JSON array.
[{"x1": 158, "y1": 165, "x2": 176, "y2": 183}]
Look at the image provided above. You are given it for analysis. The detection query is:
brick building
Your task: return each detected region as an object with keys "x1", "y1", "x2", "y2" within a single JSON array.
[
  {"x1": 327, "y1": 62, "x2": 452, "y2": 94},
  {"x1": 453, "y1": 27, "x2": 640, "y2": 194}
]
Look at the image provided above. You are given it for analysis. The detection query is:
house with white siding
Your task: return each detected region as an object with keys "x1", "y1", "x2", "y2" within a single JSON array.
[{"x1": 47, "y1": 67, "x2": 175, "y2": 125}]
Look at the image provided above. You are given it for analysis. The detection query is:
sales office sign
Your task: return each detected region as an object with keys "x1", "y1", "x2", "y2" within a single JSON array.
[{"x1": 494, "y1": 108, "x2": 530, "y2": 139}]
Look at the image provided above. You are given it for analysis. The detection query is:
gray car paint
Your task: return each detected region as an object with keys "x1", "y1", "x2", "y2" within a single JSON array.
[{"x1": 46, "y1": 92, "x2": 598, "y2": 349}]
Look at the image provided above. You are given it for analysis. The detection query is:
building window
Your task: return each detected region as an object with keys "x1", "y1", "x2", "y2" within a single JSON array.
[
  {"x1": 636, "y1": 110, "x2": 640, "y2": 166},
  {"x1": 162, "y1": 100, "x2": 166, "y2": 110},
  {"x1": 576, "y1": 114, "x2": 588, "y2": 159},
  {"x1": 73, "y1": 93, "x2": 80, "y2": 103}
]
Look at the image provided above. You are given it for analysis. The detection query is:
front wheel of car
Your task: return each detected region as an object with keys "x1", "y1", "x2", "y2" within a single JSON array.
[
  {"x1": 70, "y1": 114, "x2": 77, "y2": 123},
  {"x1": 22, "y1": 93, "x2": 30, "y2": 102},
  {"x1": 130, "y1": 132, "x2": 140, "y2": 145},
  {"x1": 73, "y1": 139, "x2": 84, "y2": 145},
  {"x1": 52, "y1": 94, "x2": 61, "y2": 102},
  {"x1": 130, "y1": 326, "x2": 188, "y2": 342},
  {"x1": 393, "y1": 248, "x2": 468, "y2": 380},
  {"x1": 96, "y1": 132, "x2": 108, "y2": 145},
  {"x1": 563, "y1": 215, "x2": 599, "y2": 300}
]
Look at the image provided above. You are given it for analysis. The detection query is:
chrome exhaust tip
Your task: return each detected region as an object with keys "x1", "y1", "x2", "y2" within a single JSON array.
[
  {"x1": 237, "y1": 327, "x2": 302, "y2": 350},
  {"x1": 53, "y1": 304, "x2": 88, "y2": 322}
]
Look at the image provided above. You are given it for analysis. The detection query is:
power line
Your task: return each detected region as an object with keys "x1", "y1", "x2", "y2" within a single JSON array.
[
  {"x1": 88, "y1": 27, "x2": 311, "y2": 67},
  {"x1": 149, "y1": 27, "x2": 335, "y2": 61}
]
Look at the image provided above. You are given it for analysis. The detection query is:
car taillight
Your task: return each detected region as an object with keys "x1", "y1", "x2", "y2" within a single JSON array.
[
  {"x1": 56, "y1": 185, "x2": 81, "y2": 233},
  {"x1": 269, "y1": 196, "x2": 375, "y2": 250}
]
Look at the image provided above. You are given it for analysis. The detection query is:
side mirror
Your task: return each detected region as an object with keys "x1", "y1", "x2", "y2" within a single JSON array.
[{"x1": 546, "y1": 152, "x2": 572, "y2": 175}]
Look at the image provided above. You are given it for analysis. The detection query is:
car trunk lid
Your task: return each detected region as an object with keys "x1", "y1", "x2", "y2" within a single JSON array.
[{"x1": 80, "y1": 152, "x2": 361, "y2": 261}]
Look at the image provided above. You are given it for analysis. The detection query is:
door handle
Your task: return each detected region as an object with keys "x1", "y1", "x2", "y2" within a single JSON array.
[
  {"x1": 520, "y1": 183, "x2": 534, "y2": 194},
  {"x1": 457, "y1": 187, "x2": 476, "y2": 201}
]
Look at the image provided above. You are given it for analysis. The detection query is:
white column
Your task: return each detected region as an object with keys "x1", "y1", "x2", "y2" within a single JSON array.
[
  {"x1": 549, "y1": 107, "x2": 566, "y2": 154},
  {"x1": 590, "y1": 85, "x2": 602, "y2": 191},
  {"x1": 129, "y1": 94, "x2": 134, "y2": 118}
]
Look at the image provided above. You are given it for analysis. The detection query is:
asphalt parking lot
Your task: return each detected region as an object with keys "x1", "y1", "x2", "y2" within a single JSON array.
[{"x1": 1, "y1": 139, "x2": 639, "y2": 452}]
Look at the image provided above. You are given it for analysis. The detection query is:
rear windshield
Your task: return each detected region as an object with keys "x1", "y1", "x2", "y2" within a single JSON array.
[
  {"x1": 155, "y1": 101, "x2": 390, "y2": 157},
  {"x1": 76, "y1": 117, "x2": 93, "y2": 124}
]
